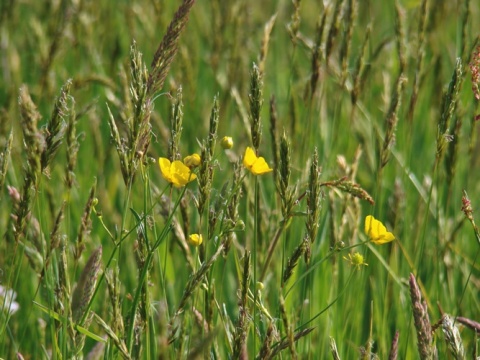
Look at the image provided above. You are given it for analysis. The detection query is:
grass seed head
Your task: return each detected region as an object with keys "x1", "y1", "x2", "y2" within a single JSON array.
[
  {"x1": 249, "y1": 63, "x2": 264, "y2": 151},
  {"x1": 72, "y1": 246, "x2": 103, "y2": 324},
  {"x1": 442, "y1": 314, "x2": 465, "y2": 360},
  {"x1": 409, "y1": 273, "x2": 436, "y2": 359}
]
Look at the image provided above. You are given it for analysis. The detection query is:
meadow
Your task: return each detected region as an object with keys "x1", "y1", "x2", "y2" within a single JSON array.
[{"x1": 1, "y1": 0, "x2": 480, "y2": 358}]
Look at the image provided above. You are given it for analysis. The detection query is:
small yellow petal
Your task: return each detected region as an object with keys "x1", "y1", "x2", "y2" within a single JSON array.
[
  {"x1": 243, "y1": 147, "x2": 256, "y2": 168},
  {"x1": 251, "y1": 157, "x2": 273, "y2": 175},
  {"x1": 188, "y1": 234, "x2": 203, "y2": 246},
  {"x1": 171, "y1": 160, "x2": 196, "y2": 187},
  {"x1": 159, "y1": 158, "x2": 173, "y2": 182}
]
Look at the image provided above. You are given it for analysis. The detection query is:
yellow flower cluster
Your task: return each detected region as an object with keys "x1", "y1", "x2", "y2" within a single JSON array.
[
  {"x1": 158, "y1": 156, "x2": 198, "y2": 188},
  {"x1": 160, "y1": 144, "x2": 274, "y2": 187}
]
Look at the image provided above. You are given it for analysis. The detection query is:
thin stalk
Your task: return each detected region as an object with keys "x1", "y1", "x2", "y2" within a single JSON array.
[
  {"x1": 285, "y1": 240, "x2": 369, "y2": 298},
  {"x1": 143, "y1": 172, "x2": 152, "y2": 360},
  {"x1": 260, "y1": 222, "x2": 287, "y2": 281},
  {"x1": 295, "y1": 270, "x2": 355, "y2": 330},
  {"x1": 253, "y1": 176, "x2": 259, "y2": 357},
  {"x1": 126, "y1": 183, "x2": 190, "y2": 353},
  {"x1": 415, "y1": 158, "x2": 439, "y2": 279},
  {"x1": 161, "y1": 186, "x2": 174, "y2": 316}
]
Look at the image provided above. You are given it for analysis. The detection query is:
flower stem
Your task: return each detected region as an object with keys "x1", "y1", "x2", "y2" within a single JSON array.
[{"x1": 253, "y1": 176, "x2": 259, "y2": 357}]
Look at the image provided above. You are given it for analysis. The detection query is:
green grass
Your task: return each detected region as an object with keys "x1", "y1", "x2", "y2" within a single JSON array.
[{"x1": 1, "y1": 0, "x2": 480, "y2": 358}]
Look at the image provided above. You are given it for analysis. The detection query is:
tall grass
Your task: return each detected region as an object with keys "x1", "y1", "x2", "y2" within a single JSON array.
[{"x1": 1, "y1": 0, "x2": 480, "y2": 358}]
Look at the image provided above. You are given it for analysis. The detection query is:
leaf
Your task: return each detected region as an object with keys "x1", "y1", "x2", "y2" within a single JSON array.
[{"x1": 33, "y1": 302, "x2": 106, "y2": 343}]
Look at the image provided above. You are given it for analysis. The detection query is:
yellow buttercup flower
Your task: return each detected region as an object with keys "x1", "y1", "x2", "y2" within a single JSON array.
[
  {"x1": 364, "y1": 215, "x2": 395, "y2": 244},
  {"x1": 184, "y1": 153, "x2": 201, "y2": 168},
  {"x1": 243, "y1": 147, "x2": 273, "y2": 175},
  {"x1": 343, "y1": 252, "x2": 368, "y2": 269},
  {"x1": 159, "y1": 158, "x2": 197, "y2": 188},
  {"x1": 188, "y1": 233, "x2": 203, "y2": 246},
  {"x1": 221, "y1": 136, "x2": 234, "y2": 149}
]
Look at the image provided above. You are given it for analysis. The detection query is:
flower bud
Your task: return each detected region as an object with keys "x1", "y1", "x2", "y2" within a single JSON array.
[
  {"x1": 184, "y1": 153, "x2": 201, "y2": 168},
  {"x1": 188, "y1": 233, "x2": 203, "y2": 246},
  {"x1": 220, "y1": 136, "x2": 233, "y2": 149}
]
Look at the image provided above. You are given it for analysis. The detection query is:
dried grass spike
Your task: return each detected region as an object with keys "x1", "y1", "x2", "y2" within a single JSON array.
[
  {"x1": 128, "y1": 41, "x2": 151, "y2": 179},
  {"x1": 19, "y1": 86, "x2": 44, "y2": 171},
  {"x1": 258, "y1": 14, "x2": 277, "y2": 76},
  {"x1": 0, "y1": 130, "x2": 13, "y2": 198},
  {"x1": 381, "y1": 73, "x2": 407, "y2": 168},
  {"x1": 441, "y1": 314, "x2": 465, "y2": 360},
  {"x1": 306, "y1": 148, "x2": 322, "y2": 243},
  {"x1": 72, "y1": 246, "x2": 103, "y2": 324},
  {"x1": 232, "y1": 251, "x2": 251, "y2": 359},
  {"x1": 106, "y1": 103, "x2": 129, "y2": 179},
  {"x1": 409, "y1": 273, "x2": 436, "y2": 359},
  {"x1": 456, "y1": 316, "x2": 480, "y2": 333},
  {"x1": 104, "y1": 268, "x2": 125, "y2": 335},
  {"x1": 249, "y1": 63, "x2": 264, "y2": 150},
  {"x1": 340, "y1": 0, "x2": 358, "y2": 85},
  {"x1": 436, "y1": 58, "x2": 463, "y2": 160},
  {"x1": 207, "y1": 95, "x2": 219, "y2": 160},
  {"x1": 41, "y1": 79, "x2": 71, "y2": 171},
  {"x1": 169, "y1": 87, "x2": 183, "y2": 161},
  {"x1": 279, "y1": 295, "x2": 296, "y2": 358},
  {"x1": 65, "y1": 97, "x2": 78, "y2": 189},
  {"x1": 283, "y1": 238, "x2": 306, "y2": 285},
  {"x1": 321, "y1": 177, "x2": 374, "y2": 205},
  {"x1": 394, "y1": 1, "x2": 406, "y2": 73},
  {"x1": 16, "y1": 86, "x2": 44, "y2": 242},
  {"x1": 222, "y1": 162, "x2": 243, "y2": 257},
  {"x1": 49, "y1": 201, "x2": 66, "y2": 252},
  {"x1": 75, "y1": 180, "x2": 97, "y2": 260},
  {"x1": 287, "y1": 0, "x2": 301, "y2": 45},
  {"x1": 444, "y1": 114, "x2": 462, "y2": 191},
  {"x1": 147, "y1": 0, "x2": 196, "y2": 97},
  {"x1": 258, "y1": 322, "x2": 275, "y2": 359},
  {"x1": 278, "y1": 131, "x2": 296, "y2": 218},
  {"x1": 310, "y1": 11, "x2": 328, "y2": 100},
  {"x1": 325, "y1": 0, "x2": 343, "y2": 62},
  {"x1": 388, "y1": 330, "x2": 400, "y2": 360},
  {"x1": 351, "y1": 24, "x2": 371, "y2": 106},
  {"x1": 57, "y1": 238, "x2": 71, "y2": 312},
  {"x1": 406, "y1": 0, "x2": 428, "y2": 122},
  {"x1": 269, "y1": 96, "x2": 280, "y2": 179},
  {"x1": 330, "y1": 336, "x2": 341, "y2": 360},
  {"x1": 197, "y1": 144, "x2": 212, "y2": 218},
  {"x1": 470, "y1": 44, "x2": 480, "y2": 100}
]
